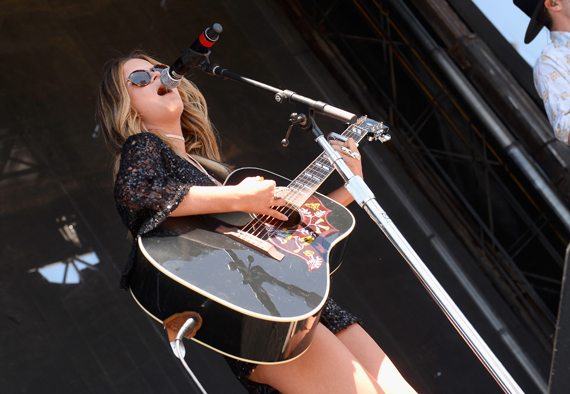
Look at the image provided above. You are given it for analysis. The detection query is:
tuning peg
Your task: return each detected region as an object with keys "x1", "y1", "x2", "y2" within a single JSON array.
[{"x1": 367, "y1": 122, "x2": 391, "y2": 143}]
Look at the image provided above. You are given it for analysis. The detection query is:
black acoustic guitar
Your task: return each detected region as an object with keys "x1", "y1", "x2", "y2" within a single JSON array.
[{"x1": 129, "y1": 116, "x2": 386, "y2": 364}]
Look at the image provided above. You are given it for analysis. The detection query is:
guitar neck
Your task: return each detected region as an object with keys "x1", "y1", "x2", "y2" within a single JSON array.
[{"x1": 285, "y1": 116, "x2": 377, "y2": 207}]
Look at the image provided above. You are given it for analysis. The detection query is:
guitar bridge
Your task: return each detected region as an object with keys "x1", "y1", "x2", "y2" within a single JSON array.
[{"x1": 215, "y1": 225, "x2": 285, "y2": 261}]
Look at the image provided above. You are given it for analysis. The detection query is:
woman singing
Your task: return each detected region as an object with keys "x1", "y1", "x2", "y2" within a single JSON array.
[{"x1": 96, "y1": 50, "x2": 417, "y2": 394}]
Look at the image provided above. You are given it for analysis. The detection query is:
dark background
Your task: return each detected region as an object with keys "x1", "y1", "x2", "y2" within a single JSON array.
[{"x1": 0, "y1": 0, "x2": 552, "y2": 393}]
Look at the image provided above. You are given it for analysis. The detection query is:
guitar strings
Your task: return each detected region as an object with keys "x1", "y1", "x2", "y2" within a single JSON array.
[
  {"x1": 241, "y1": 150, "x2": 336, "y2": 238},
  {"x1": 239, "y1": 123, "x2": 365, "y2": 241},
  {"x1": 240, "y1": 124, "x2": 362, "y2": 239}
]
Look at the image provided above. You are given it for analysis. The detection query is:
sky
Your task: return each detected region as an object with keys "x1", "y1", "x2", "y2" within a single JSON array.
[{"x1": 472, "y1": 0, "x2": 548, "y2": 65}]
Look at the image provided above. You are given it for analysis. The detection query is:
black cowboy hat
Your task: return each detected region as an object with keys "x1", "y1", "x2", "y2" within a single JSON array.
[{"x1": 513, "y1": 0, "x2": 545, "y2": 43}]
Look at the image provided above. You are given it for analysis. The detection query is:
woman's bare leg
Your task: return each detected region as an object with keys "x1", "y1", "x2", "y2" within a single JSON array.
[
  {"x1": 249, "y1": 323, "x2": 386, "y2": 394},
  {"x1": 336, "y1": 324, "x2": 417, "y2": 394}
]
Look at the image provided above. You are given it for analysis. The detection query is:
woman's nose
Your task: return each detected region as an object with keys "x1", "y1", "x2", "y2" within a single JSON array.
[{"x1": 151, "y1": 71, "x2": 161, "y2": 82}]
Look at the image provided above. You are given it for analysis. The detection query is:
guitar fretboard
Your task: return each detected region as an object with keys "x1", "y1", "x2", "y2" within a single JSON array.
[{"x1": 284, "y1": 116, "x2": 379, "y2": 207}]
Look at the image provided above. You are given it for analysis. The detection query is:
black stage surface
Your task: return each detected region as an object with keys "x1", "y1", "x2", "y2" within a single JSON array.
[{"x1": 0, "y1": 0, "x2": 551, "y2": 393}]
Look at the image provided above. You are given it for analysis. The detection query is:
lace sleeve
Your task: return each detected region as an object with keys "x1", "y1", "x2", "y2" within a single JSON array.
[{"x1": 114, "y1": 133, "x2": 195, "y2": 236}]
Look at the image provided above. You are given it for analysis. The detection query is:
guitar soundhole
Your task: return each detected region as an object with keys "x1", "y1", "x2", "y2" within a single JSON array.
[
  {"x1": 252, "y1": 204, "x2": 302, "y2": 231},
  {"x1": 278, "y1": 206, "x2": 302, "y2": 230}
]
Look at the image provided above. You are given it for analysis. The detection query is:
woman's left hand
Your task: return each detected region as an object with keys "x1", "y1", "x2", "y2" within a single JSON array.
[
  {"x1": 329, "y1": 138, "x2": 363, "y2": 178},
  {"x1": 327, "y1": 138, "x2": 363, "y2": 207}
]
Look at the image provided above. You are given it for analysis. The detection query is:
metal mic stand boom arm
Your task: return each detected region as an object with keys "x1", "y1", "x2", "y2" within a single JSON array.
[{"x1": 202, "y1": 63, "x2": 357, "y2": 124}]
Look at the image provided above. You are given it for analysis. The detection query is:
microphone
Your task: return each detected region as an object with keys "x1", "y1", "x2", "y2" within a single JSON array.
[{"x1": 161, "y1": 23, "x2": 223, "y2": 89}]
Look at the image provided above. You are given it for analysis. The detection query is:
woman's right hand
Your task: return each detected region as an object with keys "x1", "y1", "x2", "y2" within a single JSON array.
[
  {"x1": 171, "y1": 176, "x2": 289, "y2": 220},
  {"x1": 233, "y1": 176, "x2": 288, "y2": 221}
]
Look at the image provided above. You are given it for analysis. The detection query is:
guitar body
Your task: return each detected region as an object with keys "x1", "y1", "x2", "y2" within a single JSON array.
[{"x1": 130, "y1": 167, "x2": 355, "y2": 363}]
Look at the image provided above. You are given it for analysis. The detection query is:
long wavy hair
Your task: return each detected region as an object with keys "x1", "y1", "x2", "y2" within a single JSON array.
[{"x1": 96, "y1": 50, "x2": 221, "y2": 175}]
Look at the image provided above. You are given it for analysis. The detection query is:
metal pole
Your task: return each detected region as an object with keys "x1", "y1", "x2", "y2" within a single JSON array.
[
  {"x1": 548, "y1": 245, "x2": 570, "y2": 393},
  {"x1": 314, "y1": 130, "x2": 525, "y2": 394}
]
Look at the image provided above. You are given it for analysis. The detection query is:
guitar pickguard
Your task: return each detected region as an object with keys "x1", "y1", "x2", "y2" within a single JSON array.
[{"x1": 267, "y1": 195, "x2": 338, "y2": 271}]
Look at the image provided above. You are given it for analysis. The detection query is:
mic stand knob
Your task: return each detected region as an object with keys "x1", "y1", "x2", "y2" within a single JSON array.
[{"x1": 281, "y1": 113, "x2": 308, "y2": 147}]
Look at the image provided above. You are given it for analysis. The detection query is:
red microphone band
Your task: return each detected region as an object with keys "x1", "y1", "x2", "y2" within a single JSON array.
[{"x1": 199, "y1": 33, "x2": 215, "y2": 48}]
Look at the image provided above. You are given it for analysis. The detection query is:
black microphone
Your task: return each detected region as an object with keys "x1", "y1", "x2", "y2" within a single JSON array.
[{"x1": 161, "y1": 23, "x2": 223, "y2": 89}]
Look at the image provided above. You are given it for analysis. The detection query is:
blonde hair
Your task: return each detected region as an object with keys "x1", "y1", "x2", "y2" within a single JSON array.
[{"x1": 96, "y1": 50, "x2": 221, "y2": 175}]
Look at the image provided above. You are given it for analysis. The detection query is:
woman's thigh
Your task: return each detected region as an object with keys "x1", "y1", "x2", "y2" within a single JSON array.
[
  {"x1": 249, "y1": 323, "x2": 385, "y2": 394},
  {"x1": 336, "y1": 324, "x2": 417, "y2": 394}
]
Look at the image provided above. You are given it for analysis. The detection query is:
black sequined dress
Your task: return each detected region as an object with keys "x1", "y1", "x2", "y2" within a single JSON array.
[{"x1": 114, "y1": 132, "x2": 361, "y2": 394}]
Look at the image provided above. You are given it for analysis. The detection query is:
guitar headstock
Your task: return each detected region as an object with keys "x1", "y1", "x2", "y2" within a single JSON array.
[
  {"x1": 344, "y1": 116, "x2": 391, "y2": 145},
  {"x1": 357, "y1": 116, "x2": 391, "y2": 143}
]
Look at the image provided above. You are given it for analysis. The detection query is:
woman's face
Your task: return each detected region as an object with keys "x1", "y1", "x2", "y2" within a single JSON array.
[{"x1": 122, "y1": 58, "x2": 184, "y2": 128}]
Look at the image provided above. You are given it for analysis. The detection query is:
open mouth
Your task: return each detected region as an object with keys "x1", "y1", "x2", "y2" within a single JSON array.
[{"x1": 157, "y1": 85, "x2": 172, "y2": 96}]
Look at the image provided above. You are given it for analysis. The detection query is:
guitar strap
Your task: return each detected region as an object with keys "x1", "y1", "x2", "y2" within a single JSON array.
[{"x1": 189, "y1": 154, "x2": 232, "y2": 182}]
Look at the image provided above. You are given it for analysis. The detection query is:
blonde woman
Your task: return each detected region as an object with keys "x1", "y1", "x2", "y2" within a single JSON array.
[{"x1": 96, "y1": 50, "x2": 417, "y2": 394}]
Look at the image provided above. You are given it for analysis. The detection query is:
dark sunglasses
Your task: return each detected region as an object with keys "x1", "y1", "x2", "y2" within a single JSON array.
[{"x1": 125, "y1": 64, "x2": 169, "y2": 87}]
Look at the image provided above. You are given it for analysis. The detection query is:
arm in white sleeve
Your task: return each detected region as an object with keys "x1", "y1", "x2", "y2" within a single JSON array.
[{"x1": 534, "y1": 55, "x2": 570, "y2": 144}]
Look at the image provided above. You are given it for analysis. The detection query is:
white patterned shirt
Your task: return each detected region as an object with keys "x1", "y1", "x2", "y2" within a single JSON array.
[{"x1": 534, "y1": 30, "x2": 570, "y2": 144}]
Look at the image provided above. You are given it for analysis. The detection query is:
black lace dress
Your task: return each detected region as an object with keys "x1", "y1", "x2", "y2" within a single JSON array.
[{"x1": 114, "y1": 132, "x2": 361, "y2": 394}]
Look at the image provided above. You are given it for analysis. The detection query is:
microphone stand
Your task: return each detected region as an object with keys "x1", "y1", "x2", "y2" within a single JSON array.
[
  {"x1": 191, "y1": 56, "x2": 525, "y2": 394},
  {"x1": 201, "y1": 63, "x2": 357, "y2": 124},
  {"x1": 307, "y1": 116, "x2": 525, "y2": 394}
]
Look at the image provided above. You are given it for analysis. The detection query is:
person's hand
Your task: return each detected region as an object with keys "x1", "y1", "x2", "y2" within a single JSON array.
[
  {"x1": 234, "y1": 176, "x2": 288, "y2": 221},
  {"x1": 329, "y1": 138, "x2": 363, "y2": 178},
  {"x1": 326, "y1": 138, "x2": 364, "y2": 206}
]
